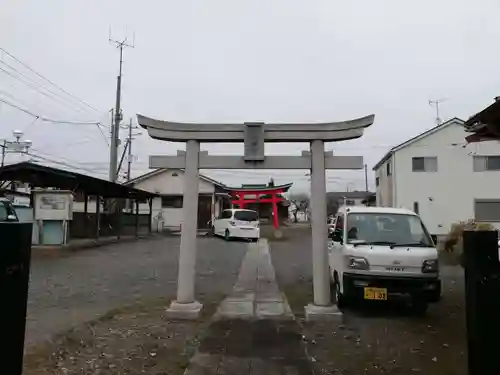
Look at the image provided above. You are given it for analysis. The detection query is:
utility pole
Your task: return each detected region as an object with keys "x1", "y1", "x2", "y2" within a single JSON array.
[
  {"x1": 364, "y1": 163, "x2": 368, "y2": 192},
  {"x1": 116, "y1": 118, "x2": 140, "y2": 181},
  {"x1": 109, "y1": 32, "x2": 134, "y2": 182},
  {"x1": 429, "y1": 98, "x2": 447, "y2": 126}
]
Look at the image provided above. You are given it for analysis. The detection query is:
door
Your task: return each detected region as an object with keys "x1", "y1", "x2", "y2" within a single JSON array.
[
  {"x1": 329, "y1": 213, "x2": 345, "y2": 278},
  {"x1": 197, "y1": 195, "x2": 212, "y2": 229},
  {"x1": 215, "y1": 210, "x2": 232, "y2": 234}
]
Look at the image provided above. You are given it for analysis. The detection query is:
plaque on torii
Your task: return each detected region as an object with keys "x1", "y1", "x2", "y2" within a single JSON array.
[{"x1": 137, "y1": 113, "x2": 375, "y2": 321}]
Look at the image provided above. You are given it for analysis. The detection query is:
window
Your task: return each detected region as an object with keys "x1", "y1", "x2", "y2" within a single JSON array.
[
  {"x1": 474, "y1": 199, "x2": 500, "y2": 222},
  {"x1": 334, "y1": 213, "x2": 344, "y2": 231},
  {"x1": 412, "y1": 157, "x2": 438, "y2": 172},
  {"x1": 386, "y1": 162, "x2": 392, "y2": 176},
  {"x1": 220, "y1": 210, "x2": 233, "y2": 219},
  {"x1": 234, "y1": 210, "x2": 259, "y2": 222},
  {"x1": 473, "y1": 156, "x2": 500, "y2": 172},
  {"x1": 375, "y1": 177, "x2": 379, "y2": 187},
  {"x1": 161, "y1": 195, "x2": 183, "y2": 208},
  {"x1": 413, "y1": 202, "x2": 419, "y2": 215}
]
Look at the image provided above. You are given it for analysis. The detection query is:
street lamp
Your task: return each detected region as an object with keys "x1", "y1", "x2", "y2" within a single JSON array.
[{"x1": 1, "y1": 130, "x2": 32, "y2": 167}]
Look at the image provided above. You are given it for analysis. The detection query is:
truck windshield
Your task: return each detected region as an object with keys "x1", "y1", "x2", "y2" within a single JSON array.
[{"x1": 345, "y1": 212, "x2": 434, "y2": 247}]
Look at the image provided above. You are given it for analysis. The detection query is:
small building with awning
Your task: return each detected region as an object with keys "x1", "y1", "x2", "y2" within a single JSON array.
[{"x1": 0, "y1": 161, "x2": 158, "y2": 245}]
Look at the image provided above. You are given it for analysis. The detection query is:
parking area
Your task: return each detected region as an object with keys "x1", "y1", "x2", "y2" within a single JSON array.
[
  {"x1": 26, "y1": 236, "x2": 248, "y2": 347},
  {"x1": 270, "y1": 225, "x2": 467, "y2": 374}
]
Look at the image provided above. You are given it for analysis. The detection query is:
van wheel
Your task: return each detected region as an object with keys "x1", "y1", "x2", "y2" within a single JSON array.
[{"x1": 224, "y1": 229, "x2": 230, "y2": 241}]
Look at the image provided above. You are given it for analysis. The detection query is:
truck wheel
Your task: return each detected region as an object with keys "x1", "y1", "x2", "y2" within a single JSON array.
[
  {"x1": 333, "y1": 273, "x2": 347, "y2": 308},
  {"x1": 411, "y1": 296, "x2": 428, "y2": 315}
]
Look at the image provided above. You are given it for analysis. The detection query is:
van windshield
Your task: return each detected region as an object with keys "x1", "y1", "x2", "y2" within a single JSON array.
[
  {"x1": 345, "y1": 212, "x2": 434, "y2": 247},
  {"x1": 234, "y1": 210, "x2": 259, "y2": 222}
]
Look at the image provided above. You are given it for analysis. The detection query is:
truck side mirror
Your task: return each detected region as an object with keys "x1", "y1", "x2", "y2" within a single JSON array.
[{"x1": 330, "y1": 228, "x2": 343, "y2": 244}]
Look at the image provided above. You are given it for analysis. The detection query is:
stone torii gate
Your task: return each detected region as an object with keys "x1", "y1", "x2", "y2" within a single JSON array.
[{"x1": 137, "y1": 114, "x2": 375, "y2": 320}]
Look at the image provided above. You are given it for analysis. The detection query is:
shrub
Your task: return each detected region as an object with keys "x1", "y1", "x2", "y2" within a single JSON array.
[{"x1": 443, "y1": 219, "x2": 495, "y2": 254}]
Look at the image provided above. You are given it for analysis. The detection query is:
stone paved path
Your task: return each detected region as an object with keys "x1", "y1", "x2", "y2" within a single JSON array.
[{"x1": 184, "y1": 239, "x2": 313, "y2": 374}]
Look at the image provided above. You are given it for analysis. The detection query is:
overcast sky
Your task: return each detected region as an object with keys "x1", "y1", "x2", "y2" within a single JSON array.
[{"x1": 1, "y1": 0, "x2": 500, "y2": 193}]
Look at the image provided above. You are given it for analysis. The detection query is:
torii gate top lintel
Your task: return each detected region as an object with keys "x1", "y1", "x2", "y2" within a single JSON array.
[{"x1": 137, "y1": 114, "x2": 375, "y2": 143}]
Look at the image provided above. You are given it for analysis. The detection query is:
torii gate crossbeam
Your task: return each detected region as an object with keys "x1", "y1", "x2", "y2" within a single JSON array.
[{"x1": 138, "y1": 114, "x2": 375, "y2": 321}]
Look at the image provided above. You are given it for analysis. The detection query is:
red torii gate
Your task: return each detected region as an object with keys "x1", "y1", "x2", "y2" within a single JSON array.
[{"x1": 226, "y1": 183, "x2": 293, "y2": 229}]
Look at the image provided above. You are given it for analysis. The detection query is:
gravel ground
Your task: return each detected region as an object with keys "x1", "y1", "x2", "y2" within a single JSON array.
[
  {"x1": 26, "y1": 236, "x2": 248, "y2": 349},
  {"x1": 24, "y1": 296, "x2": 220, "y2": 375},
  {"x1": 270, "y1": 225, "x2": 467, "y2": 375}
]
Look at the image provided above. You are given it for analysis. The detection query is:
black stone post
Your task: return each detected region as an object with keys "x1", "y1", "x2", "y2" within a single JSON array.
[
  {"x1": 463, "y1": 230, "x2": 500, "y2": 375},
  {"x1": 0, "y1": 222, "x2": 33, "y2": 375}
]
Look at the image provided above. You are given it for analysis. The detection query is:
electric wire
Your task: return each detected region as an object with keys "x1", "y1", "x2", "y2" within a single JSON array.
[{"x1": 0, "y1": 47, "x2": 106, "y2": 116}]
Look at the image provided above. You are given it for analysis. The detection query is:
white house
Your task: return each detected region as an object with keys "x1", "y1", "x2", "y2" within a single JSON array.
[
  {"x1": 373, "y1": 117, "x2": 500, "y2": 236},
  {"x1": 125, "y1": 169, "x2": 230, "y2": 231}
]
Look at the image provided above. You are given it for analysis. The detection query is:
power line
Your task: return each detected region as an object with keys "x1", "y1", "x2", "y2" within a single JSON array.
[
  {"x1": 0, "y1": 97, "x2": 104, "y2": 125},
  {"x1": 0, "y1": 47, "x2": 106, "y2": 116},
  {"x1": 26, "y1": 152, "x2": 109, "y2": 176},
  {"x1": 0, "y1": 65, "x2": 92, "y2": 117}
]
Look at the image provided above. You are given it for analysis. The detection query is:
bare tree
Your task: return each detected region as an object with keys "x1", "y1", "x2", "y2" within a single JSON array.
[{"x1": 289, "y1": 193, "x2": 310, "y2": 222}]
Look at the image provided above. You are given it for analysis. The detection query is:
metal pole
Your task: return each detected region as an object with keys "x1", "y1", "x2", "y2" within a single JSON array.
[
  {"x1": 176, "y1": 140, "x2": 200, "y2": 304},
  {"x1": 1, "y1": 140, "x2": 6, "y2": 167},
  {"x1": 364, "y1": 163, "x2": 368, "y2": 192},
  {"x1": 310, "y1": 140, "x2": 331, "y2": 306},
  {"x1": 127, "y1": 118, "x2": 133, "y2": 181}
]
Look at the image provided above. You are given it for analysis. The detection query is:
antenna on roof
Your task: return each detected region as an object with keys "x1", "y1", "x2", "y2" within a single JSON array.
[{"x1": 428, "y1": 98, "x2": 448, "y2": 126}]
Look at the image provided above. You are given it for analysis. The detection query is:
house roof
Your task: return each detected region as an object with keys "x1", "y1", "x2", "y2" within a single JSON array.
[
  {"x1": 372, "y1": 117, "x2": 465, "y2": 171},
  {"x1": 0, "y1": 162, "x2": 157, "y2": 199},
  {"x1": 225, "y1": 182, "x2": 293, "y2": 193},
  {"x1": 464, "y1": 98, "x2": 500, "y2": 142},
  {"x1": 125, "y1": 168, "x2": 227, "y2": 189}
]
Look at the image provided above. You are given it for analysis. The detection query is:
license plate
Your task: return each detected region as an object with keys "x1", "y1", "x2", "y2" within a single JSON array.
[
  {"x1": 386, "y1": 267, "x2": 405, "y2": 272},
  {"x1": 364, "y1": 287, "x2": 388, "y2": 300}
]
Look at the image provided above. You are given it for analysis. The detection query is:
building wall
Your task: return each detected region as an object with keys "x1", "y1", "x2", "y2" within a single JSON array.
[
  {"x1": 392, "y1": 121, "x2": 500, "y2": 235},
  {"x1": 375, "y1": 158, "x2": 394, "y2": 207},
  {"x1": 130, "y1": 170, "x2": 218, "y2": 230}
]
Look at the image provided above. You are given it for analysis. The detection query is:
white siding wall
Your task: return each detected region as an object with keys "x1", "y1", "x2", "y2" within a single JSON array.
[
  {"x1": 130, "y1": 170, "x2": 216, "y2": 230},
  {"x1": 375, "y1": 158, "x2": 394, "y2": 207},
  {"x1": 393, "y1": 122, "x2": 500, "y2": 235}
]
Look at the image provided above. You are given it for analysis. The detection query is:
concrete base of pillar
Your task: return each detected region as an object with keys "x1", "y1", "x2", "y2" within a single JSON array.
[
  {"x1": 166, "y1": 300, "x2": 203, "y2": 320},
  {"x1": 273, "y1": 229, "x2": 283, "y2": 239},
  {"x1": 304, "y1": 303, "x2": 342, "y2": 322}
]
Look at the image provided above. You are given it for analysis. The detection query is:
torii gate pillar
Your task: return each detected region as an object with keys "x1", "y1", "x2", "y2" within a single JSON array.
[{"x1": 138, "y1": 114, "x2": 375, "y2": 320}]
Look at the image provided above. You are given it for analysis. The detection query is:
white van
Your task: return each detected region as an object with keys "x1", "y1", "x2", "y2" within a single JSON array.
[
  {"x1": 329, "y1": 206, "x2": 441, "y2": 314},
  {"x1": 212, "y1": 209, "x2": 260, "y2": 242}
]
